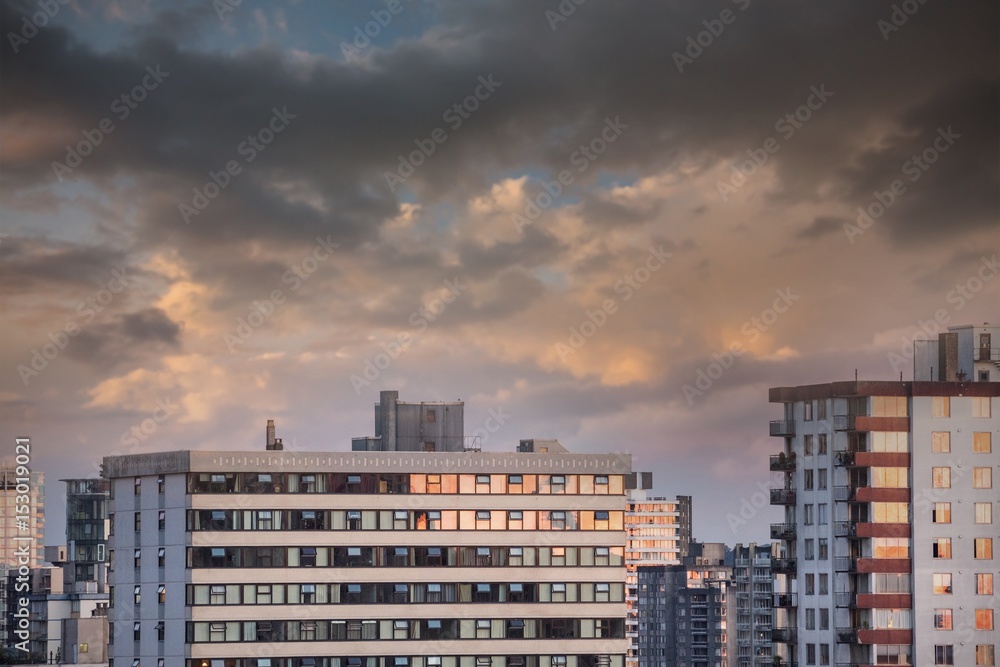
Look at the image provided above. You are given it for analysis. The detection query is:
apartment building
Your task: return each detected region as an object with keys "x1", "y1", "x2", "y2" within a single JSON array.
[
  {"x1": 103, "y1": 429, "x2": 632, "y2": 667},
  {"x1": 633, "y1": 542, "x2": 735, "y2": 667},
  {"x1": 769, "y1": 325, "x2": 999, "y2": 667},
  {"x1": 624, "y1": 486, "x2": 690, "y2": 667},
  {"x1": 0, "y1": 461, "x2": 45, "y2": 648},
  {"x1": 732, "y1": 543, "x2": 772, "y2": 667}
]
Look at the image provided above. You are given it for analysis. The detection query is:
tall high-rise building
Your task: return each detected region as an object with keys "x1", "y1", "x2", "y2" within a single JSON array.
[
  {"x1": 633, "y1": 542, "x2": 736, "y2": 667},
  {"x1": 0, "y1": 462, "x2": 45, "y2": 569},
  {"x1": 62, "y1": 477, "x2": 111, "y2": 592},
  {"x1": 624, "y1": 486, "x2": 690, "y2": 667},
  {"x1": 104, "y1": 413, "x2": 632, "y2": 667},
  {"x1": 768, "y1": 324, "x2": 999, "y2": 667},
  {"x1": 732, "y1": 543, "x2": 772, "y2": 667}
]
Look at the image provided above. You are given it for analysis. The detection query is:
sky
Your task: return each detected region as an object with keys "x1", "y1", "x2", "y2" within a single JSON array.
[{"x1": 1, "y1": 0, "x2": 998, "y2": 547}]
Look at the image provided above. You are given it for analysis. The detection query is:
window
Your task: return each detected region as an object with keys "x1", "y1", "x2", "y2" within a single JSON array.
[
  {"x1": 300, "y1": 547, "x2": 317, "y2": 567},
  {"x1": 550, "y1": 511, "x2": 567, "y2": 530},
  {"x1": 818, "y1": 504, "x2": 828, "y2": 526},
  {"x1": 977, "y1": 609, "x2": 995, "y2": 631},
  {"x1": 155, "y1": 621, "x2": 164, "y2": 641},
  {"x1": 819, "y1": 574, "x2": 828, "y2": 595},
  {"x1": 804, "y1": 435, "x2": 814, "y2": 456},
  {"x1": 933, "y1": 467, "x2": 951, "y2": 488},
  {"x1": 820, "y1": 609, "x2": 829, "y2": 631},
  {"x1": 476, "y1": 510, "x2": 491, "y2": 528},
  {"x1": 806, "y1": 609, "x2": 815, "y2": 630},
  {"x1": 972, "y1": 397, "x2": 991, "y2": 418},
  {"x1": 550, "y1": 475, "x2": 566, "y2": 493},
  {"x1": 818, "y1": 538, "x2": 828, "y2": 560},
  {"x1": 818, "y1": 469, "x2": 827, "y2": 489},
  {"x1": 934, "y1": 503, "x2": 952, "y2": 523},
  {"x1": 135, "y1": 477, "x2": 141, "y2": 495},
  {"x1": 804, "y1": 470, "x2": 814, "y2": 490},
  {"x1": 934, "y1": 573, "x2": 953, "y2": 594},
  {"x1": 873, "y1": 502, "x2": 908, "y2": 523},
  {"x1": 804, "y1": 402, "x2": 813, "y2": 421},
  {"x1": 817, "y1": 400, "x2": 827, "y2": 419},
  {"x1": 805, "y1": 574, "x2": 815, "y2": 595},
  {"x1": 804, "y1": 505, "x2": 814, "y2": 525},
  {"x1": 158, "y1": 548, "x2": 165, "y2": 568},
  {"x1": 475, "y1": 619, "x2": 490, "y2": 639},
  {"x1": 977, "y1": 573, "x2": 994, "y2": 595},
  {"x1": 935, "y1": 609, "x2": 953, "y2": 629},
  {"x1": 804, "y1": 539, "x2": 815, "y2": 560},
  {"x1": 507, "y1": 619, "x2": 525, "y2": 638},
  {"x1": 933, "y1": 538, "x2": 952, "y2": 559},
  {"x1": 595, "y1": 510, "x2": 610, "y2": 529},
  {"x1": 393, "y1": 620, "x2": 409, "y2": 639},
  {"x1": 509, "y1": 547, "x2": 523, "y2": 566},
  {"x1": 975, "y1": 538, "x2": 993, "y2": 559},
  {"x1": 134, "y1": 548, "x2": 141, "y2": 569},
  {"x1": 134, "y1": 585, "x2": 141, "y2": 604},
  {"x1": 935, "y1": 645, "x2": 954, "y2": 665},
  {"x1": 975, "y1": 467, "x2": 993, "y2": 489},
  {"x1": 818, "y1": 434, "x2": 828, "y2": 454},
  {"x1": 134, "y1": 622, "x2": 141, "y2": 641},
  {"x1": 508, "y1": 511, "x2": 523, "y2": 529},
  {"x1": 806, "y1": 643, "x2": 816, "y2": 664},
  {"x1": 932, "y1": 397, "x2": 950, "y2": 418},
  {"x1": 134, "y1": 513, "x2": 141, "y2": 531},
  {"x1": 157, "y1": 585, "x2": 165, "y2": 604},
  {"x1": 551, "y1": 583, "x2": 566, "y2": 601},
  {"x1": 976, "y1": 503, "x2": 993, "y2": 524},
  {"x1": 977, "y1": 645, "x2": 996, "y2": 666},
  {"x1": 595, "y1": 582, "x2": 610, "y2": 602},
  {"x1": 974, "y1": 432, "x2": 992, "y2": 453},
  {"x1": 158, "y1": 510, "x2": 165, "y2": 531},
  {"x1": 426, "y1": 584, "x2": 442, "y2": 603},
  {"x1": 932, "y1": 432, "x2": 951, "y2": 452},
  {"x1": 210, "y1": 585, "x2": 225, "y2": 604}
]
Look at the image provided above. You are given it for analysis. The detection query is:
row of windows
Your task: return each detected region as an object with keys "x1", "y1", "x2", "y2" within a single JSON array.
[
  {"x1": 931, "y1": 431, "x2": 992, "y2": 453},
  {"x1": 172, "y1": 657, "x2": 624, "y2": 667},
  {"x1": 187, "y1": 545, "x2": 626, "y2": 568},
  {"x1": 932, "y1": 465, "x2": 994, "y2": 489},
  {"x1": 188, "y1": 509, "x2": 625, "y2": 532},
  {"x1": 186, "y1": 472, "x2": 624, "y2": 495},
  {"x1": 931, "y1": 396, "x2": 992, "y2": 419},
  {"x1": 933, "y1": 608, "x2": 995, "y2": 631},
  {"x1": 933, "y1": 572, "x2": 996, "y2": 595},
  {"x1": 931, "y1": 501, "x2": 997, "y2": 524},
  {"x1": 186, "y1": 581, "x2": 625, "y2": 605},
  {"x1": 186, "y1": 618, "x2": 626, "y2": 643},
  {"x1": 931, "y1": 644, "x2": 995, "y2": 666}
]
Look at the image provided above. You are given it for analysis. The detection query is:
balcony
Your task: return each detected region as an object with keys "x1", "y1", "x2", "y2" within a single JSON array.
[
  {"x1": 771, "y1": 627, "x2": 797, "y2": 643},
  {"x1": 771, "y1": 558, "x2": 797, "y2": 574},
  {"x1": 833, "y1": 485, "x2": 854, "y2": 502},
  {"x1": 770, "y1": 523, "x2": 796, "y2": 540},
  {"x1": 834, "y1": 451, "x2": 855, "y2": 467},
  {"x1": 834, "y1": 592, "x2": 854, "y2": 608},
  {"x1": 770, "y1": 488, "x2": 796, "y2": 505},
  {"x1": 833, "y1": 414, "x2": 855, "y2": 431},
  {"x1": 834, "y1": 556, "x2": 855, "y2": 572},
  {"x1": 834, "y1": 521, "x2": 856, "y2": 537},
  {"x1": 835, "y1": 627, "x2": 857, "y2": 644},
  {"x1": 770, "y1": 453, "x2": 797, "y2": 472},
  {"x1": 974, "y1": 348, "x2": 1000, "y2": 362},
  {"x1": 773, "y1": 592, "x2": 797, "y2": 607},
  {"x1": 770, "y1": 420, "x2": 796, "y2": 437}
]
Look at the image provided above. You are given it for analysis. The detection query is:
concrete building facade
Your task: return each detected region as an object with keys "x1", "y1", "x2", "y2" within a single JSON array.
[
  {"x1": 732, "y1": 543, "x2": 772, "y2": 667},
  {"x1": 769, "y1": 327, "x2": 999, "y2": 667},
  {"x1": 103, "y1": 445, "x2": 632, "y2": 667}
]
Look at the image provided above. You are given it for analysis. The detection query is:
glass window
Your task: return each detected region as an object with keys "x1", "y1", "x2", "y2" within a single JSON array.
[
  {"x1": 972, "y1": 397, "x2": 991, "y2": 418},
  {"x1": 932, "y1": 397, "x2": 950, "y2": 418},
  {"x1": 975, "y1": 538, "x2": 993, "y2": 559},
  {"x1": 934, "y1": 645, "x2": 954, "y2": 665},
  {"x1": 933, "y1": 573, "x2": 953, "y2": 595},
  {"x1": 933, "y1": 467, "x2": 951, "y2": 488},
  {"x1": 976, "y1": 503, "x2": 993, "y2": 524},
  {"x1": 976, "y1": 609, "x2": 995, "y2": 631},
  {"x1": 934, "y1": 609, "x2": 953, "y2": 629},
  {"x1": 933, "y1": 538, "x2": 952, "y2": 559},
  {"x1": 977, "y1": 573, "x2": 994, "y2": 595},
  {"x1": 974, "y1": 432, "x2": 992, "y2": 453},
  {"x1": 932, "y1": 432, "x2": 951, "y2": 452},
  {"x1": 974, "y1": 467, "x2": 993, "y2": 489},
  {"x1": 934, "y1": 503, "x2": 951, "y2": 524},
  {"x1": 975, "y1": 645, "x2": 995, "y2": 667}
]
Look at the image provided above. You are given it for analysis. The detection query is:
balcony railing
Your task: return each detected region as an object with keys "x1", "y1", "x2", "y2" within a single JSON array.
[
  {"x1": 769, "y1": 453, "x2": 797, "y2": 471},
  {"x1": 833, "y1": 485, "x2": 854, "y2": 502},
  {"x1": 771, "y1": 558, "x2": 797, "y2": 574},
  {"x1": 834, "y1": 521, "x2": 856, "y2": 537},
  {"x1": 771, "y1": 627, "x2": 797, "y2": 643},
  {"x1": 833, "y1": 414, "x2": 855, "y2": 431},
  {"x1": 973, "y1": 348, "x2": 1000, "y2": 362},
  {"x1": 770, "y1": 488, "x2": 796, "y2": 505},
  {"x1": 771, "y1": 523, "x2": 796, "y2": 540},
  {"x1": 773, "y1": 592, "x2": 797, "y2": 607},
  {"x1": 834, "y1": 451, "x2": 855, "y2": 467},
  {"x1": 769, "y1": 420, "x2": 796, "y2": 437},
  {"x1": 834, "y1": 592, "x2": 854, "y2": 607},
  {"x1": 834, "y1": 556, "x2": 855, "y2": 572},
  {"x1": 835, "y1": 627, "x2": 857, "y2": 644}
]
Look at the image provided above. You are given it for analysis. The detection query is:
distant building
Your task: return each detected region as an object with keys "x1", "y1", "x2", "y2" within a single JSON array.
[
  {"x1": 105, "y1": 410, "x2": 632, "y2": 666},
  {"x1": 769, "y1": 324, "x2": 999, "y2": 667},
  {"x1": 634, "y1": 542, "x2": 735, "y2": 667},
  {"x1": 0, "y1": 461, "x2": 44, "y2": 647},
  {"x1": 731, "y1": 543, "x2": 772, "y2": 667},
  {"x1": 61, "y1": 478, "x2": 111, "y2": 593},
  {"x1": 624, "y1": 486, "x2": 690, "y2": 667},
  {"x1": 352, "y1": 389, "x2": 468, "y2": 452}
]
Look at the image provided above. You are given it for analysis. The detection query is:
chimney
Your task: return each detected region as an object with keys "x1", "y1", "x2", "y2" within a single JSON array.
[
  {"x1": 272, "y1": 437, "x2": 284, "y2": 451},
  {"x1": 266, "y1": 419, "x2": 276, "y2": 450}
]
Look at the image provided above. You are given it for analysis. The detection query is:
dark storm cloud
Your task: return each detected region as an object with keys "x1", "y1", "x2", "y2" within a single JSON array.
[
  {"x1": 63, "y1": 307, "x2": 181, "y2": 369},
  {"x1": 796, "y1": 216, "x2": 844, "y2": 241},
  {"x1": 0, "y1": 236, "x2": 130, "y2": 293}
]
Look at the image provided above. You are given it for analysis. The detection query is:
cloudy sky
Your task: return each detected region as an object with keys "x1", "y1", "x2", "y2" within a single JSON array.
[{"x1": 1, "y1": 0, "x2": 997, "y2": 545}]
